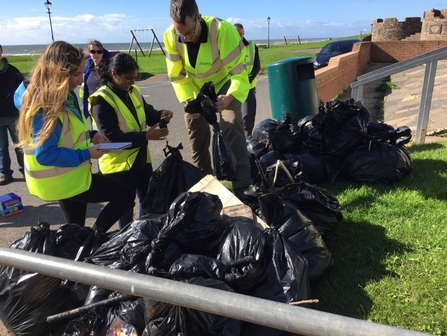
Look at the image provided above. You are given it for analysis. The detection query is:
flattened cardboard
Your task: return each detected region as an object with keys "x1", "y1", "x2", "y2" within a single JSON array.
[{"x1": 188, "y1": 174, "x2": 268, "y2": 230}]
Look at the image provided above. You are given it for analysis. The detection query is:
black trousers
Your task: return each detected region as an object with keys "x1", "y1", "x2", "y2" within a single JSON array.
[
  {"x1": 106, "y1": 163, "x2": 153, "y2": 229},
  {"x1": 58, "y1": 173, "x2": 135, "y2": 232},
  {"x1": 242, "y1": 87, "x2": 257, "y2": 131}
]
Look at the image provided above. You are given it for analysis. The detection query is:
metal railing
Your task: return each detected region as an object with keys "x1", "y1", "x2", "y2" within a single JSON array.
[
  {"x1": 0, "y1": 247, "x2": 430, "y2": 336},
  {"x1": 351, "y1": 45, "x2": 447, "y2": 143}
]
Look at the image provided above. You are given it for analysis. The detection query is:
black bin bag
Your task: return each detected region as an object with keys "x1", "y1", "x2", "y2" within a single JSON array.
[
  {"x1": 142, "y1": 143, "x2": 205, "y2": 215},
  {"x1": 185, "y1": 81, "x2": 237, "y2": 181},
  {"x1": 85, "y1": 217, "x2": 163, "y2": 270},
  {"x1": 340, "y1": 141, "x2": 413, "y2": 184},
  {"x1": 212, "y1": 122, "x2": 238, "y2": 181},
  {"x1": 0, "y1": 222, "x2": 98, "y2": 336},
  {"x1": 143, "y1": 277, "x2": 241, "y2": 335},
  {"x1": 216, "y1": 219, "x2": 268, "y2": 294},
  {"x1": 276, "y1": 182, "x2": 343, "y2": 240},
  {"x1": 241, "y1": 229, "x2": 310, "y2": 336},
  {"x1": 146, "y1": 192, "x2": 226, "y2": 276},
  {"x1": 251, "y1": 114, "x2": 301, "y2": 154},
  {"x1": 258, "y1": 193, "x2": 334, "y2": 285}
]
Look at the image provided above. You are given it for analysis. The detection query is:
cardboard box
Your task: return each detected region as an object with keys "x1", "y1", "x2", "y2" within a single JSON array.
[
  {"x1": 0, "y1": 193, "x2": 24, "y2": 217},
  {"x1": 188, "y1": 174, "x2": 268, "y2": 230}
]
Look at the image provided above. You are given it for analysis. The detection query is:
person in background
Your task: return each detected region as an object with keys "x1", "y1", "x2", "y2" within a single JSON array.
[
  {"x1": 0, "y1": 44, "x2": 25, "y2": 185},
  {"x1": 234, "y1": 23, "x2": 261, "y2": 137},
  {"x1": 164, "y1": 0, "x2": 252, "y2": 202},
  {"x1": 89, "y1": 53, "x2": 173, "y2": 229},
  {"x1": 17, "y1": 41, "x2": 135, "y2": 233},
  {"x1": 81, "y1": 40, "x2": 112, "y2": 118}
]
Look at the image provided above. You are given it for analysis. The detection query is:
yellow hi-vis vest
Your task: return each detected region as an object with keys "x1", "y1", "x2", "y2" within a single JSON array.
[
  {"x1": 164, "y1": 16, "x2": 250, "y2": 104},
  {"x1": 24, "y1": 110, "x2": 92, "y2": 201},
  {"x1": 89, "y1": 85, "x2": 151, "y2": 174},
  {"x1": 244, "y1": 41, "x2": 257, "y2": 89}
]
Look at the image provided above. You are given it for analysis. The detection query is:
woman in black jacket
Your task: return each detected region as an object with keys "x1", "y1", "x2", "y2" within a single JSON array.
[{"x1": 89, "y1": 53, "x2": 174, "y2": 228}]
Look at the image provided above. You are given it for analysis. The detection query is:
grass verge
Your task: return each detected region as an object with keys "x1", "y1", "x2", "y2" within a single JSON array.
[
  {"x1": 312, "y1": 141, "x2": 447, "y2": 335},
  {"x1": 8, "y1": 38, "x2": 357, "y2": 77}
]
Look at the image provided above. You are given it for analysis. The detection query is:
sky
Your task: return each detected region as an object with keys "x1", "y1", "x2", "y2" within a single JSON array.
[{"x1": 1, "y1": 1, "x2": 447, "y2": 46}]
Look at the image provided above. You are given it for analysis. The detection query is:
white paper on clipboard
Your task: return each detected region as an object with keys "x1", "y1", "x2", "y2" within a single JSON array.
[{"x1": 98, "y1": 142, "x2": 132, "y2": 151}]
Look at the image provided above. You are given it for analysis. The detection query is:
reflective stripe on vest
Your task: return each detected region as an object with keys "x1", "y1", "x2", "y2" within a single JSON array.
[
  {"x1": 89, "y1": 85, "x2": 152, "y2": 174},
  {"x1": 24, "y1": 109, "x2": 92, "y2": 201},
  {"x1": 245, "y1": 41, "x2": 257, "y2": 89}
]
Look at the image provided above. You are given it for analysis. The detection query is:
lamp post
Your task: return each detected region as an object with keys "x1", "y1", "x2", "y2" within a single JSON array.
[
  {"x1": 267, "y1": 16, "x2": 271, "y2": 48},
  {"x1": 44, "y1": 0, "x2": 54, "y2": 42}
]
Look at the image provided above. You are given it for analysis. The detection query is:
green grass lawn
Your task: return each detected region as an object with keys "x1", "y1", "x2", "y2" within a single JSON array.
[
  {"x1": 7, "y1": 38, "x2": 341, "y2": 77},
  {"x1": 311, "y1": 140, "x2": 447, "y2": 335}
]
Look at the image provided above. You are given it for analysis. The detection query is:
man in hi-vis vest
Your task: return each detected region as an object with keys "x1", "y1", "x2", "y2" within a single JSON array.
[
  {"x1": 164, "y1": 0, "x2": 252, "y2": 202},
  {"x1": 234, "y1": 23, "x2": 261, "y2": 137}
]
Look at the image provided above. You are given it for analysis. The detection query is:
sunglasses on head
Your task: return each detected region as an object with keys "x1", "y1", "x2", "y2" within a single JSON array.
[{"x1": 90, "y1": 49, "x2": 103, "y2": 54}]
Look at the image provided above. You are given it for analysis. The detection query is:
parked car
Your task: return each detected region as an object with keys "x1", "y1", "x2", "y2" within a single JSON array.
[{"x1": 313, "y1": 39, "x2": 361, "y2": 70}]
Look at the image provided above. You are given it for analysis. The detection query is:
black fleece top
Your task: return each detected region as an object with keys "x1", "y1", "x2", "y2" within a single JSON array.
[
  {"x1": 0, "y1": 57, "x2": 24, "y2": 118},
  {"x1": 90, "y1": 81, "x2": 163, "y2": 168}
]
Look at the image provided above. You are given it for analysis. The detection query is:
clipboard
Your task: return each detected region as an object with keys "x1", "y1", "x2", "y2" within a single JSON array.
[{"x1": 98, "y1": 142, "x2": 132, "y2": 151}]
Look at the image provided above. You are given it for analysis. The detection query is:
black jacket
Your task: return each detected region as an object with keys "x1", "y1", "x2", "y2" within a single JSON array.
[
  {"x1": 90, "y1": 82, "x2": 164, "y2": 168},
  {"x1": 0, "y1": 58, "x2": 24, "y2": 118}
]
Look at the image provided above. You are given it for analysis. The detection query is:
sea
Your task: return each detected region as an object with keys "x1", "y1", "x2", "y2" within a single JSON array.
[{"x1": 2, "y1": 38, "x2": 327, "y2": 56}]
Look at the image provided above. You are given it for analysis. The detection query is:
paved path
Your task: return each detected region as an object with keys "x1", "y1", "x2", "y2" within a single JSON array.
[{"x1": 383, "y1": 60, "x2": 447, "y2": 135}]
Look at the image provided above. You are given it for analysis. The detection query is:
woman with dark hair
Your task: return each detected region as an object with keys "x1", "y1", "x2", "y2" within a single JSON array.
[
  {"x1": 89, "y1": 53, "x2": 174, "y2": 228},
  {"x1": 81, "y1": 40, "x2": 112, "y2": 118},
  {"x1": 17, "y1": 41, "x2": 135, "y2": 233}
]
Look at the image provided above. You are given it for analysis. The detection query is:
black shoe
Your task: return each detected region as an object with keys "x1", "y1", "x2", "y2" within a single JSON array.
[{"x1": 0, "y1": 175, "x2": 13, "y2": 186}]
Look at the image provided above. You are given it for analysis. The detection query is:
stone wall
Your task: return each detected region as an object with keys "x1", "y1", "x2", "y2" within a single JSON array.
[
  {"x1": 371, "y1": 17, "x2": 422, "y2": 41},
  {"x1": 421, "y1": 9, "x2": 447, "y2": 40},
  {"x1": 372, "y1": 8, "x2": 447, "y2": 41}
]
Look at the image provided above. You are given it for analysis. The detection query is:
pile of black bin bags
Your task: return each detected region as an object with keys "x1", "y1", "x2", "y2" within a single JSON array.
[
  {"x1": 247, "y1": 99, "x2": 412, "y2": 187},
  {"x1": 0, "y1": 189, "x2": 338, "y2": 335},
  {"x1": 0, "y1": 98, "x2": 412, "y2": 335}
]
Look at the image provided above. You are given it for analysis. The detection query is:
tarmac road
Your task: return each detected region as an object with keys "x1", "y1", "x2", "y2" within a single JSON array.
[{"x1": 0, "y1": 75, "x2": 273, "y2": 247}]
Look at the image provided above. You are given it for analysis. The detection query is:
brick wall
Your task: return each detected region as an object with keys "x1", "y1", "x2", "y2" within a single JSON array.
[
  {"x1": 315, "y1": 42, "x2": 371, "y2": 102},
  {"x1": 370, "y1": 40, "x2": 447, "y2": 62},
  {"x1": 314, "y1": 40, "x2": 447, "y2": 102}
]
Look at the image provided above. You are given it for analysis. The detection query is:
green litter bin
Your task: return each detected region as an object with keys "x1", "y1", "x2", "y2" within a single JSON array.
[{"x1": 267, "y1": 57, "x2": 319, "y2": 124}]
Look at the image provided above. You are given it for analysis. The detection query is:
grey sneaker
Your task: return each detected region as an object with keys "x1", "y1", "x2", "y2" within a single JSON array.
[{"x1": 0, "y1": 175, "x2": 13, "y2": 186}]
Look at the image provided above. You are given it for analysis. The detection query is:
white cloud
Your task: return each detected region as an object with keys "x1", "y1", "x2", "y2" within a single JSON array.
[
  {"x1": 0, "y1": 13, "x2": 153, "y2": 45},
  {"x1": 0, "y1": 13, "x2": 372, "y2": 46}
]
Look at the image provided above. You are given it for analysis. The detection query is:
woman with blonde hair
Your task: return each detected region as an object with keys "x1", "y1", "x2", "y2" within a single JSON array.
[{"x1": 18, "y1": 41, "x2": 134, "y2": 233}]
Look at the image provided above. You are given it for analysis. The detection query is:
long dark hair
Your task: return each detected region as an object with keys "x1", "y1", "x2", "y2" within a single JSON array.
[{"x1": 99, "y1": 53, "x2": 139, "y2": 86}]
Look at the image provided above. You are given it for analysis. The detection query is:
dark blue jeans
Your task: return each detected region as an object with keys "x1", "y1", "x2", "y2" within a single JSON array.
[
  {"x1": 106, "y1": 163, "x2": 153, "y2": 229},
  {"x1": 0, "y1": 117, "x2": 24, "y2": 177}
]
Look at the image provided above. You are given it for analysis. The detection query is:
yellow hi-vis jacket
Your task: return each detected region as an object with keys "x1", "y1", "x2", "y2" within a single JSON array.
[
  {"x1": 88, "y1": 85, "x2": 151, "y2": 174},
  {"x1": 24, "y1": 110, "x2": 92, "y2": 201},
  {"x1": 163, "y1": 16, "x2": 250, "y2": 103},
  {"x1": 244, "y1": 41, "x2": 257, "y2": 89}
]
